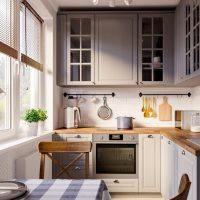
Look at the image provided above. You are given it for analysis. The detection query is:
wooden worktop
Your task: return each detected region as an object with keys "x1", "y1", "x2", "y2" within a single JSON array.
[{"x1": 54, "y1": 127, "x2": 200, "y2": 156}]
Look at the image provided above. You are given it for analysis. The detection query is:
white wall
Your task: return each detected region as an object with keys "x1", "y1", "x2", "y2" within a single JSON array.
[
  {"x1": 63, "y1": 87, "x2": 200, "y2": 128},
  {"x1": 0, "y1": 134, "x2": 52, "y2": 179}
]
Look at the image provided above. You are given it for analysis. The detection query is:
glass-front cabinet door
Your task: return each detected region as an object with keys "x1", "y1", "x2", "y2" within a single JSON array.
[
  {"x1": 138, "y1": 14, "x2": 174, "y2": 85},
  {"x1": 185, "y1": 0, "x2": 200, "y2": 78},
  {"x1": 67, "y1": 15, "x2": 94, "y2": 85}
]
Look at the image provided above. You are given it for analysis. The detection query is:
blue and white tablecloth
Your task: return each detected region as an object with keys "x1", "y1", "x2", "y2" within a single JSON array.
[{"x1": 19, "y1": 179, "x2": 111, "y2": 200}]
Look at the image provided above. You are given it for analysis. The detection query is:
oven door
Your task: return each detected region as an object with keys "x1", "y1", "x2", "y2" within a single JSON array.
[{"x1": 93, "y1": 142, "x2": 138, "y2": 179}]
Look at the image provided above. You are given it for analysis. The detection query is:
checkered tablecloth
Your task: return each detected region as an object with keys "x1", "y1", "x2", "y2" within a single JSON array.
[{"x1": 19, "y1": 179, "x2": 111, "y2": 200}]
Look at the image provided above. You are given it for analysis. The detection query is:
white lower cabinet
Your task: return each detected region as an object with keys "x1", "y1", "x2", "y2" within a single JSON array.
[
  {"x1": 161, "y1": 136, "x2": 178, "y2": 200},
  {"x1": 177, "y1": 146, "x2": 197, "y2": 200},
  {"x1": 161, "y1": 136, "x2": 199, "y2": 200},
  {"x1": 103, "y1": 179, "x2": 138, "y2": 193},
  {"x1": 139, "y1": 134, "x2": 161, "y2": 192}
]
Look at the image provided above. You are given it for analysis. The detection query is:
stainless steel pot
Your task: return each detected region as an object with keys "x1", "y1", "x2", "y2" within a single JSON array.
[{"x1": 116, "y1": 116, "x2": 135, "y2": 130}]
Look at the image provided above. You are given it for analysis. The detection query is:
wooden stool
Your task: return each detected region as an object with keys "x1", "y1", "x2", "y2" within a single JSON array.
[{"x1": 38, "y1": 141, "x2": 92, "y2": 179}]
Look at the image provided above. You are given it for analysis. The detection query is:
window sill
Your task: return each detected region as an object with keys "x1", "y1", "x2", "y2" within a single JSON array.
[{"x1": 0, "y1": 131, "x2": 53, "y2": 156}]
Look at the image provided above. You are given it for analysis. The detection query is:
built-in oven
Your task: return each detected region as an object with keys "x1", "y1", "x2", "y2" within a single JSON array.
[{"x1": 92, "y1": 134, "x2": 138, "y2": 179}]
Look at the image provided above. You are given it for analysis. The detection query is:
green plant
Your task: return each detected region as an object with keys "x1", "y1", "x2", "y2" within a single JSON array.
[
  {"x1": 22, "y1": 108, "x2": 48, "y2": 123},
  {"x1": 38, "y1": 109, "x2": 48, "y2": 121}
]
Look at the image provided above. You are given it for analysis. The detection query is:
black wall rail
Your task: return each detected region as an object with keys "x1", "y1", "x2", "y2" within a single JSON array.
[
  {"x1": 63, "y1": 92, "x2": 115, "y2": 99},
  {"x1": 139, "y1": 92, "x2": 192, "y2": 97}
]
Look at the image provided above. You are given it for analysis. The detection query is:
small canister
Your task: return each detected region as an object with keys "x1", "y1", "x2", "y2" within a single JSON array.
[{"x1": 191, "y1": 112, "x2": 200, "y2": 132}]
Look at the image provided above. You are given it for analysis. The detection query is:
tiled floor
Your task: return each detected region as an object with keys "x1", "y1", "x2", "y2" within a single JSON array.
[{"x1": 111, "y1": 193, "x2": 164, "y2": 200}]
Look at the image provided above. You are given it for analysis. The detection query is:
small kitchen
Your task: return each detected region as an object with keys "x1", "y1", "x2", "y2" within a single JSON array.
[
  {"x1": 52, "y1": 0, "x2": 200, "y2": 199},
  {"x1": 1, "y1": 0, "x2": 200, "y2": 200}
]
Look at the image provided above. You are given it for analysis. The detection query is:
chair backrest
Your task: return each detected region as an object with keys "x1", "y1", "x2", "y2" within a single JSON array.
[
  {"x1": 38, "y1": 141, "x2": 92, "y2": 179},
  {"x1": 170, "y1": 174, "x2": 191, "y2": 200}
]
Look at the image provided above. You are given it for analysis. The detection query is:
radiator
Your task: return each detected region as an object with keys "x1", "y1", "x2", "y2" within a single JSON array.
[{"x1": 15, "y1": 151, "x2": 52, "y2": 179}]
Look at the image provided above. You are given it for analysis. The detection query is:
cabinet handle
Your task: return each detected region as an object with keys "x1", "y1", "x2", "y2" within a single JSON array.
[
  {"x1": 136, "y1": 81, "x2": 139, "y2": 85},
  {"x1": 168, "y1": 141, "x2": 171, "y2": 145},
  {"x1": 92, "y1": 82, "x2": 95, "y2": 85},
  {"x1": 182, "y1": 150, "x2": 185, "y2": 155},
  {"x1": 140, "y1": 82, "x2": 144, "y2": 85},
  {"x1": 148, "y1": 135, "x2": 153, "y2": 138},
  {"x1": 113, "y1": 180, "x2": 120, "y2": 184},
  {"x1": 75, "y1": 135, "x2": 81, "y2": 138},
  {"x1": 74, "y1": 166, "x2": 81, "y2": 170}
]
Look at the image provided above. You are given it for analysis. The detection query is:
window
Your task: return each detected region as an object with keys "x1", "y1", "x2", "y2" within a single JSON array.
[
  {"x1": 0, "y1": 53, "x2": 10, "y2": 130},
  {"x1": 0, "y1": 0, "x2": 44, "y2": 135},
  {"x1": 20, "y1": 65, "x2": 39, "y2": 116},
  {"x1": 20, "y1": 2, "x2": 43, "y2": 70},
  {"x1": 20, "y1": 1, "x2": 43, "y2": 116},
  {"x1": 0, "y1": 0, "x2": 17, "y2": 132},
  {"x1": 0, "y1": 0, "x2": 18, "y2": 59}
]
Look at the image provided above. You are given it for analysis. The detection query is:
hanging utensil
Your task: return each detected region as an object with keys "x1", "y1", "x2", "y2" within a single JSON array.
[
  {"x1": 97, "y1": 96, "x2": 112, "y2": 120},
  {"x1": 147, "y1": 97, "x2": 153, "y2": 113},
  {"x1": 141, "y1": 97, "x2": 145, "y2": 112},
  {"x1": 149, "y1": 97, "x2": 153, "y2": 113},
  {"x1": 159, "y1": 96, "x2": 172, "y2": 121},
  {"x1": 151, "y1": 97, "x2": 157, "y2": 118},
  {"x1": 144, "y1": 97, "x2": 150, "y2": 118}
]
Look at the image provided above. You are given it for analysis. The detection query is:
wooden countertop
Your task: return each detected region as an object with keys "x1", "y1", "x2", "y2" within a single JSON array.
[{"x1": 54, "y1": 127, "x2": 200, "y2": 156}]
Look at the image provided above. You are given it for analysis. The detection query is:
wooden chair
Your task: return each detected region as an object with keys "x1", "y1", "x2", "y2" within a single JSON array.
[
  {"x1": 170, "y1": 174, "x2": 191, "y2": 200},
  {"x1": 38, "y1": 141, "x2": 92, "y2": 179}
]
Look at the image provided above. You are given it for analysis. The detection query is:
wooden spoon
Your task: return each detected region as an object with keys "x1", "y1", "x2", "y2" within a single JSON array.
[
  {"x1": 151, "y1": 97, "x2": 157, "y2": 118},
  {"x1": 144, "y1": 97, "x2": 150, "y2": 118},
  {"x1": 148, "y1": 97, "x2": 153, "y2": 113}
]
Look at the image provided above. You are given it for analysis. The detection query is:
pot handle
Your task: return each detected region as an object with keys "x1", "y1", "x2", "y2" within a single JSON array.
[
  {"x1": 115, "y1": 117, "x2": 136, "y2": 119},
  {"x1": 115, "y1": 117, "x2": 135, "y2": 119}
]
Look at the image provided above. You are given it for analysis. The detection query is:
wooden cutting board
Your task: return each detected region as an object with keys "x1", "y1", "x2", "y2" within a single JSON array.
[{"x1": 159, "y1": 96, "x2": 172, "y2": 121}]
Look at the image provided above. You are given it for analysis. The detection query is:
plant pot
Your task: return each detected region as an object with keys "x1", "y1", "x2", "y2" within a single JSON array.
[{"x1": 27, "y1": 122, "x2": 38, "y2": 136}]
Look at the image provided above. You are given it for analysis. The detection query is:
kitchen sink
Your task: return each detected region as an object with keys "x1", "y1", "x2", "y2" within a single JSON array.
[{"x1": 187, "y1": 138, "x2": 200, "y2": 146}]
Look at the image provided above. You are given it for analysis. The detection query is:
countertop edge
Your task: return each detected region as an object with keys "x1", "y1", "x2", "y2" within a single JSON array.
[{"x1": 53, "y1": 127, "x2": 200, "y2": 156}]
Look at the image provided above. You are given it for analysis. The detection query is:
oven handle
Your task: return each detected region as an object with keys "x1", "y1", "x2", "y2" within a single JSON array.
[{"x1": 92, "y1": 142, "x2": 139, "y2": 144}]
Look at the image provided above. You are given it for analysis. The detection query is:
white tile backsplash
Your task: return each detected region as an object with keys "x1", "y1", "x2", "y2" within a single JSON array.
[{"x1": 62, "y1": 87, "x2": 200, "y2": 128}]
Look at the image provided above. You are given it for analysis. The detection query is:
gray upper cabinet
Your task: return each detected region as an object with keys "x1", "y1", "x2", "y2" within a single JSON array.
[
  {"x1": 95, "y1": 14, "x2": 138, "y2": 85},
  {"x1": 175, "y1": 0, "x2": 186, "y2": 84},
  {"x1": 57, "y1": 11, "x2": 177, "y2": 87},
  {"x1": 138, "y1": 13, "x2": 174, "y2": 85},
  {"x1": 67, "y1": 14, "x2": 95, "y2": 85},
  {"x1": 175, "y1": 0, "x2": 200, "y2": 86}
]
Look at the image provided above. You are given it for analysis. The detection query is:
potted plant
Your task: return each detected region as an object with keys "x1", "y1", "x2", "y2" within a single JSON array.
[{"x1": 22, "y1": 108, "x2": 48, "y2": 136}]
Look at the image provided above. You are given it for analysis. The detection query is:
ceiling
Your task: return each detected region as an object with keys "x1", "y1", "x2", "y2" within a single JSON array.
[{"x1": 47, "y1": 0, "x2": 180, "y2": 10}]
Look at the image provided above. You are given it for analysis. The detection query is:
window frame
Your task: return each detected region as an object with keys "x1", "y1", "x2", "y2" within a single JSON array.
[{"x1": 0, "y1": 0, "x2": 43, "y2": 140}]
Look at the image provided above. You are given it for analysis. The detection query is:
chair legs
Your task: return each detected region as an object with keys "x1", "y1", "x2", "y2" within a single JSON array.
[
  {"x1": 85, "y1": 152, "x2": 89, "y2": 178},
  {"x1": 39, "y1": 153, "x2": 45, "y2": 179}
]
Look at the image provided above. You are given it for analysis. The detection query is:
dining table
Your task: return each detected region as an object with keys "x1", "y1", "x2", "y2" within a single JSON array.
[{"x1": 17, "y1": 179, "x2": 111, "y2": 200}]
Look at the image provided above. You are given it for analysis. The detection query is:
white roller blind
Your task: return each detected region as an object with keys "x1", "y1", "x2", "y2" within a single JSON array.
[
  {"x1": 20, "y1": 2, "x2": 43, "y2": 71},
  {"x1": 0, "y1": 0, "x2": 18, "y2": 59}
]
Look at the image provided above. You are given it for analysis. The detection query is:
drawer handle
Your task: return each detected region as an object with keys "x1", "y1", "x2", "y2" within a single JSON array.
[
  {"x1": 74, "y1": 166, "x2": 81, "y2": 170},
  {"x1": 148, "y1": 135, "x2": 153, "y2": 138},
  {"x1": 113, "y1": 180, "x2": 119, "y2": 184},
  {"x1": 168, "y1": 141, "x2": 171, "y2": 145},
  {"x1": 75, "y1": 135, "x2": 81, "y2": 138},
  {"x1": 182, "y1": 150, "x2": 185, "y2": 155}
]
